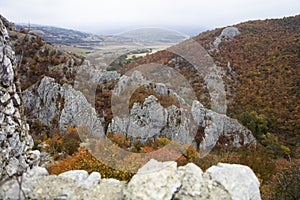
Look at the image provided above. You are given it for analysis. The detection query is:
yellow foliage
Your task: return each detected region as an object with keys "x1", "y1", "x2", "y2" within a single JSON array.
[
  {"x1": 182, "y1": 144, "x2": 199, "y2": 160},
  {"x1": 156, "y1": 137, "x2": 171, "y2": 147},
  {"x1": 280, "y1": 145, "x2": 291, "y2": 156},
  {"x1": 107, "y1": 132, "x2": 131, "y2": 149}
]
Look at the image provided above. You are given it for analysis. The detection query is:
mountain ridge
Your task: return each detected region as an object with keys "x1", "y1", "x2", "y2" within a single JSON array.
[
  {"x1": 16, "y1": 24, "x2": 190, "y2": 46},
  {"x1": 16, "y1": 23, "x2": 104, "y2": 45}
]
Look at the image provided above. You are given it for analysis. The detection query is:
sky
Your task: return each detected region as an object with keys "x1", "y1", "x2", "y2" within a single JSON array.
[{"x1": 0, "y1": 0, "x2": 299, "y2": 35}]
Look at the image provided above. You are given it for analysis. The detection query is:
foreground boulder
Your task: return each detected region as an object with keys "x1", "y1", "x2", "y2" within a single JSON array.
[
  {"x1": 206, "y1": 163, "x2": 261, "y2": 200},
  {"x1": 0, "y1": 167, "x2": 124, "y2": 200},
  {"x1": 124, "y1": 160, "x2": 181, "y2": 200},
  {"x1": 0, "y1": 159, "x2": 261, "y2": 200},
  {"x1": 124, "y1": 160, "x2": 232, "y2": 200}
]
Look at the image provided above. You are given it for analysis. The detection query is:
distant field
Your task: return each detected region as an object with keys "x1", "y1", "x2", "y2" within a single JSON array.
[
  {"x1": 58, "y1": 43, "x2": 173, "y2": 69},
  {"x1": 59, "y1": 45, "x2": 93, "y2": 56}
]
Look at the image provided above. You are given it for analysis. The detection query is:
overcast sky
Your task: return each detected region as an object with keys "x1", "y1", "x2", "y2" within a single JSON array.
[{"x1": 0, "y1": 0, "x2": 299, "y2": 35}]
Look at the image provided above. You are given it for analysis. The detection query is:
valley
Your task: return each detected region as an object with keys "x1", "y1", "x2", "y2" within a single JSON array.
[{"x1": 17, "y1": 24, "x2": 189, "y2": 68}]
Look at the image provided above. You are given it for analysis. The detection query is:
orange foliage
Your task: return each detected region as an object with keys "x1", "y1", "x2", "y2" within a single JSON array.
[{"x1": 47, "y1": 147, "x2": 134, "y2": 181}]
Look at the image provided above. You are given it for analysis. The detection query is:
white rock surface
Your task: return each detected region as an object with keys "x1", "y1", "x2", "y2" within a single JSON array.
[
  {"x1": 176, "y1": 163, "x2": 204, "y2": 197},
  {"x1": 58, "y1": 170, "x2": 89, "y2": 183},
  {"x1": 124, "y1": 159, "x2": 181, "y2": 200},
  {"x1": 25, "y1": 166, "x2": 49, "y2": 178},
  {"x1": 76, "y1": 63, "x2": 120, "y2": 85},
  {"x1": 0, "y1": 167, "x2": 125, "y2": 200},
  {"x1": 23, "y1": 76, "x2": 106, "y2": 138},
  {"x1": 81, "y1": 172, "x2": 101, "y2": 188},
  {"x1": 206, "y1": 163, "x2": 261, "y2": 200},
  {"x1": 0, "y1": 159, "x2": 261, "y2": 200}
]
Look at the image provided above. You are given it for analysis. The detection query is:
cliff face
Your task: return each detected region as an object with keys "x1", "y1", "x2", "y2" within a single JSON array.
[
  {"x1": 23, "y1": 76, "x2": 107, "y2": 138},
  {"x1": 0, "y1": 18, "x2": 37, "y2": 181}
]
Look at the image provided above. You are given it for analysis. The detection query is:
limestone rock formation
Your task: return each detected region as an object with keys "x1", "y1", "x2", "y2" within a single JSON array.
[
  {"x1": 191, "y1": 101, "x2": 255, "y2": 152},
  {"x1": 0, "y1": 18, "x2": 36, "y2": 181},
  {"x1": 21, "y1": 59, "x2": 121, "y2": 137},
  {"x1": 23, "y1": 76, "x2": 106, "y2": 137},
  {"x1": 109, "y1": 95, "x2": 167, "y2": 142},
  {"x1": 174, "y1": 164, "x2": 232, "y2": 200},
  {"x1": 109, "y1": 94, "x2": 255, "y2": 153},
  {"x1": 126, "y1": 160, "x2": 261, "y2": 200},
  {"x1": 213, "y1": 27, "x2": 240, "y2": 49},
  {"x1": 0, "y1": 159, "x2": 261, "y2": 200}
]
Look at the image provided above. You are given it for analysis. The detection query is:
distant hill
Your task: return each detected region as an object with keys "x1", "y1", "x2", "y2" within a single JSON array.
[
  {"x1": 16, "y1": 24, "x2": 104, "y2": 45},
  {"x1": 16, "y1": 25, "x2": 189, "y2": 46},
  {"x1": 116, "y1": 27, "x2": 190, "y2": 44}
]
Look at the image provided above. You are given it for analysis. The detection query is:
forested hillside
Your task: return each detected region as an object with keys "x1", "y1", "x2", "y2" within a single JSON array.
[{"x1": 123, "y1": 15, "x2": 300, "y2": 152}]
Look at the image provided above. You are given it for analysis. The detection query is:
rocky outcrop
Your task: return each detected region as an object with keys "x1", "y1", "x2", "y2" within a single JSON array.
[
  {"x1": 22, "y1": 60, "x2": 120, "y2": 135},
  {"x1": 213, "y1": 27, "x2": 240, "y2": 49},
  {"x1": 0, "y1": 159, "x2": 261, "y2": 200},
  {"x1": 109, "y1": 95, "x2": 167, "y2": 142},
  {"x1": 124, "y1": 160, "x2": 181, "y2": 200},
  {"x1": 23, "y1": 76, "x2": 106, "y2": 137},
  {"x1": 192, "y1": 101, "x2": 255, "y2": 152},
  {"x1": 0, "y1": 18, "x2": 37, "y2": 181},
  {"x1": 109, "y1": 69, "x2": 255, "y2": 152},
  {"x1": 174, "y1": 163, "x2": 230, "y2": 200},
  {"x1": 22, "y1": 52, "x2": 254, "y2": 153},
  {"x1": 59, "y1": 82, "x2": 105, "y2": 137},
  {"x1": 109, "y1": 94, "x2": 255, "y2": 153},
  {"x1": 112, "y1": 69, "x2": 187, "y2": 105}
]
